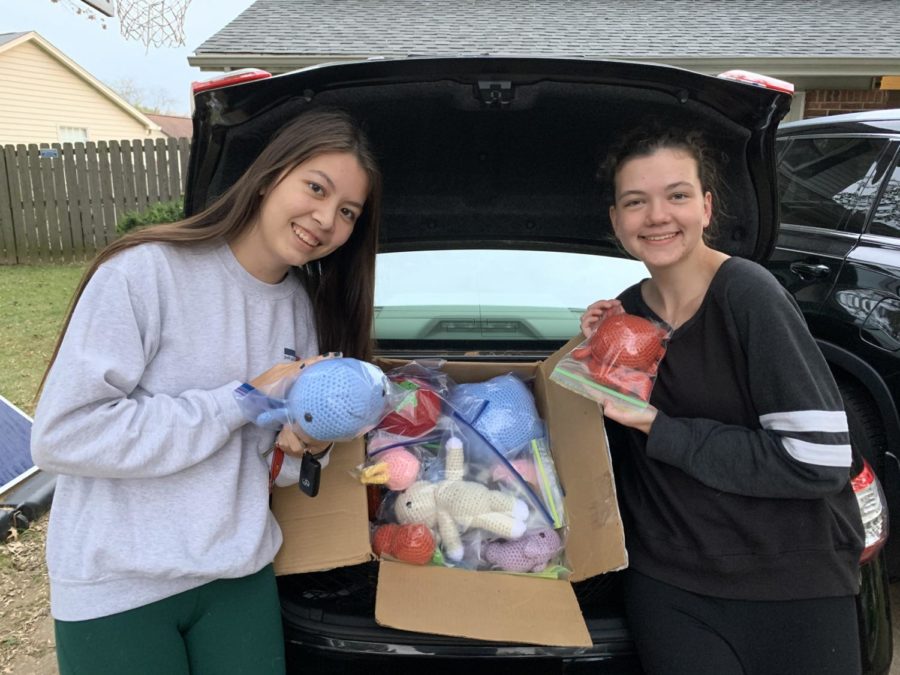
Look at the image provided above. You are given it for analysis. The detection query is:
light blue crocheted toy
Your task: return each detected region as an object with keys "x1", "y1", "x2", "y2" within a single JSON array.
[
  {"x1": 256, "y1": 358, "x2": 390, "y2": 442},
  {"x1": 449, "y1": 374, "x2": 543, "y2": 454}
]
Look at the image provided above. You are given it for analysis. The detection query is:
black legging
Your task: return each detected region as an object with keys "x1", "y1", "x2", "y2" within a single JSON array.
[{"x1": 623, "y1": 569, "x2": 861, "y2": 675}]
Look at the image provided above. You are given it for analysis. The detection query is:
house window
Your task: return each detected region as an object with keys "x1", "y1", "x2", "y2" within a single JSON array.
[{"x1": 58, "y1": 126, "x2": 89, "y2": 144}]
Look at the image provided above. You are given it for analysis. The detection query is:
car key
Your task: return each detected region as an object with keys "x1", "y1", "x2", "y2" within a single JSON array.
[{"x1": 299, "y1": 450, "x2": 322, "y2": 497}]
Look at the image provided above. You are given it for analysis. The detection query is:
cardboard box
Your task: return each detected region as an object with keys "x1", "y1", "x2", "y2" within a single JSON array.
[{"x1": 271, "y1": 339, "x2": 628, "y2": 647}]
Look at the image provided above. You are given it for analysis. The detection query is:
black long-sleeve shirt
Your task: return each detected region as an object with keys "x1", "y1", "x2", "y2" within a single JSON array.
[{"x1": 608, "y1": 256, "x2": 864, "y2": 600}]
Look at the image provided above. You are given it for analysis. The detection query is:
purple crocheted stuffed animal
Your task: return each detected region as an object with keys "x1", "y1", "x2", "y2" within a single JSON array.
[{"x1": 483, "y1": 527, "x2": 563, "y2": 573}]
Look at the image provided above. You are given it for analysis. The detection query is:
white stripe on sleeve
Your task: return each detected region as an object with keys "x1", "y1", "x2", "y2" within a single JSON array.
[
  {"x1": 759, "y1": 410, "x2": 848, "y2": 434},
  {"x1": 779, "y1": 437, "x2": 852, "y2": 467}
]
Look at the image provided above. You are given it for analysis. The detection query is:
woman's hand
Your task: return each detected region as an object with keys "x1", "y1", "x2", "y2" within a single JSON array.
[
  {"x1": 275, "y1": 426, "x2": 333, "y2": 459},
  {"x1": 249, "y1": 353, "x2": 333, "y2": 391},
  {"x1": 580, "y1": 299, "x2": 622, "y2": 338},
  {"x1": 250, "y1": 351, "x2": 342, "y2": 392},
  {"x1": 601, "y1": 399, "x2": 658, "y2": 435}
]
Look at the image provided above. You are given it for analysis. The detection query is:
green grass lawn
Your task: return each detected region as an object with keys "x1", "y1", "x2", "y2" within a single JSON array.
[
  {"x1": 0, "y1": 264, "x2": 86, "y2": 416},
  {"x1": 1, "y1": 264, "x2": 85, "y2": 671}
]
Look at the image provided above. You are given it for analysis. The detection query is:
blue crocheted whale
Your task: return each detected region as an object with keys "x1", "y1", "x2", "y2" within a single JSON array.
[{"x1": 257, "y1": 358, "x2": 389, "y2": 442}]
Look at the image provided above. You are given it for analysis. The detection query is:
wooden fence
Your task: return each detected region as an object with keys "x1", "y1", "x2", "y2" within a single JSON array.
[{"x1": 0, "y1": 137, "x2": 190, "y2": 264}]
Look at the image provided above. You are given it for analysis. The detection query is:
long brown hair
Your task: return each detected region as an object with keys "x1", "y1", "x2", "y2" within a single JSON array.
[{"x1": 39, "y1": 108, "x2": 381, "y2": 397}]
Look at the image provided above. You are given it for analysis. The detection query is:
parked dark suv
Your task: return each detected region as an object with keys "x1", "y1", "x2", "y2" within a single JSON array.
[
  {"x1": 767, "y1": 112, "x2": 900, "y2": 549},
  {"x1": 184, "y1": 60, "x2": 892, "y2": 674},
  {"x1": 762, "y1": 110, "x2": 900, "y2": 674}
]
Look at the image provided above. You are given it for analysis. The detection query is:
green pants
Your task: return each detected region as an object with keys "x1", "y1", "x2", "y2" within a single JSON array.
[{"x1": 54, "y1": 564, "x2": 285, "y2": 675}]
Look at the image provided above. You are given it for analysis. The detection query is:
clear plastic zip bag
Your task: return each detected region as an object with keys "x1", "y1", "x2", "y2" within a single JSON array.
[{"x1": 551, "y1": 306, "x2": 671, "y2": 409}]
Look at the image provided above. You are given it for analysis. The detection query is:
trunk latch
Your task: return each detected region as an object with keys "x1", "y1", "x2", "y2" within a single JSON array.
[{"x1": 477, "y1": 80, "x2": 514, "y2": 107}]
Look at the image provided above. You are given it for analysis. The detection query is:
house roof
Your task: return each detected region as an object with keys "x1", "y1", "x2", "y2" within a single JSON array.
[
  {"x1": 0, "y1": 31, "x2": 161, "y2": 133},
  {"x1": 0, "y1": 32, "x2": 29, "y2": 48},
  {"x1": 146, "y1": 113, "x2": 193, "y2": 138},
  {"x1": 190, "y1": 0, "x2": 900, "y2": 81}
]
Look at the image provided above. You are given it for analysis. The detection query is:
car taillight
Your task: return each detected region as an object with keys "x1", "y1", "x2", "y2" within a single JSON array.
[
  {"x1": 851, "y1": 460, "x2": 889, "y2": 564},
  {"x1": 716, "y1": 69, "x2": 795, "y2": 95},
  {"x1": 191, "y1": 68, "x2": 273, "y2": 95}
]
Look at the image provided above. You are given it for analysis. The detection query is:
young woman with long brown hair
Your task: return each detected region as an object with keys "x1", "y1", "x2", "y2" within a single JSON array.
[{"x1": 31, "y1": 108, "x2": 382, "y2": 674}]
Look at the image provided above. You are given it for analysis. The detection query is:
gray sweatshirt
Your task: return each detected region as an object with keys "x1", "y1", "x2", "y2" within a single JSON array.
[{"x1": 31, "y1": 241, "x2": 318, "y2": 621}]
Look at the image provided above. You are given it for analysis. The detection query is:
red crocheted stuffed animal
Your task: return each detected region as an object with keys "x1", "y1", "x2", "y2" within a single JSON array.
[
  {"x1": 572, "y1": 312, "x2": 668, "y2": 401},
  {"x1": 372, "y1": 523, "x2": 435, "y2": 565}
]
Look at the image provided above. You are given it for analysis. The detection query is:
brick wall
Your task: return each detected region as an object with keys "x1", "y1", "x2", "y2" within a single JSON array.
[{"x1": 804, "y1": 89, "x2": 900, "y2": 118}]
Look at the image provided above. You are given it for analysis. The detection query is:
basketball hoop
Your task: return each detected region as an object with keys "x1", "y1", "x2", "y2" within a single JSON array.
[{"x1": 117, "y1": 0, "x2": 192, "y2": 49}]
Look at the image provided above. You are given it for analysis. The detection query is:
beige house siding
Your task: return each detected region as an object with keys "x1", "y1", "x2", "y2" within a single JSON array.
[{"x1": 0, "y1": 36, "x2": 164, "y2": 146}]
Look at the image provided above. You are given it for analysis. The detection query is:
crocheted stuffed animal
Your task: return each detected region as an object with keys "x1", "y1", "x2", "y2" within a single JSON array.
[
  {"x1": 394, "y1": 436, "x2": 529, "y2": 562},
  {"x1": 572, "y1": 312, "x2": 669, "y2": 401},
  {"x1": 491, "y1": 458, "x2": 538, "y2": 487},
  {"x1": 449, "y1": 375, "x2": 543, "y2": 454},
  {"x1": 483, "y1": 527, "x2": 563, "y2": 573},
  {"x1": 359, "y1": 447, "x2": 422, "y2": 491},
  {"x1": 377, "y1": 376, "x2": 442, "y2": 437},
  {"x1": 255, "y1": 358, "x2": 389, "y2": 442},
  {"x1": 372, "y1": 523, "x2": 435, "y2": 565}
]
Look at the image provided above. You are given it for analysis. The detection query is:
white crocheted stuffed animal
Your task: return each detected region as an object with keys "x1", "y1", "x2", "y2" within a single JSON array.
[{"x1": 393, "y1": 436, "x2": 529, "y2": 561}]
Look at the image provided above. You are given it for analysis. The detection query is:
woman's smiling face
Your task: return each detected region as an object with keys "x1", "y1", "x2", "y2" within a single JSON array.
[
  {"x1": 232, "y1": 151, "x2": 369, "y2": 283},
  {"x1": 609, "y1": 147, "x2": 712, "y2": 272}
]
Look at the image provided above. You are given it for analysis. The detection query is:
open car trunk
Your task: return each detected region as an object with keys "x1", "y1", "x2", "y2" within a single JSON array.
[
  {"x1": 187, "y1": 57, "x2": 789, "y2": 260},
  {"x1": 185, "y1": 57, "x2": 791, "y2": 671}
]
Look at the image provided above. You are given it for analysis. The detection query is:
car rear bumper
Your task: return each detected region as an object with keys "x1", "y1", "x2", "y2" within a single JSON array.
[
  {"x1": 278, "y1": 557, "x2": 891, "y2": 675},
  {"x1": 281, "y1": 612, "x2": 641, "y2": 674},
  {"x1": 278, "y1": 565, "x2": 640, "y2": 673}
]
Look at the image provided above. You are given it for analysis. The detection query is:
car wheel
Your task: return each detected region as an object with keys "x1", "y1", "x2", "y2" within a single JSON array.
[{"x1": 837, "y1": 376, "x2": 887, "y2": 477}]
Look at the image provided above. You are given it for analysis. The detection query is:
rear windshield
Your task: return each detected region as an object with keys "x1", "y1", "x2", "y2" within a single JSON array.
[{"x1": 374, "y1": 249, "x2": 646, "y2": 354}]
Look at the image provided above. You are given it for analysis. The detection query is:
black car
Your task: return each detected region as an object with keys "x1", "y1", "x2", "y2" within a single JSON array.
[
  {"x1": 768, "y1": 109, "x2": 900, "y2": 539},
  {"x1": 184, "y1": 59, "x2": 892, "y2": 674},
  {"x1": 764, "y1": 109, "x2": 900, "y2": 673}
]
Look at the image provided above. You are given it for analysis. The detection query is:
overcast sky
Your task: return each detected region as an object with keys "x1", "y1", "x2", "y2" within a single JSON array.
[{"x1": 3, "y1": 0, "x2": 258, "y2": 115}]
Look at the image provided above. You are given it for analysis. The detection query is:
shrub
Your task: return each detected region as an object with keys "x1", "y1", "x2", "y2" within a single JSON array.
[{"x1": 117, "y1": 198, "x2": 184, "y2": 234}]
